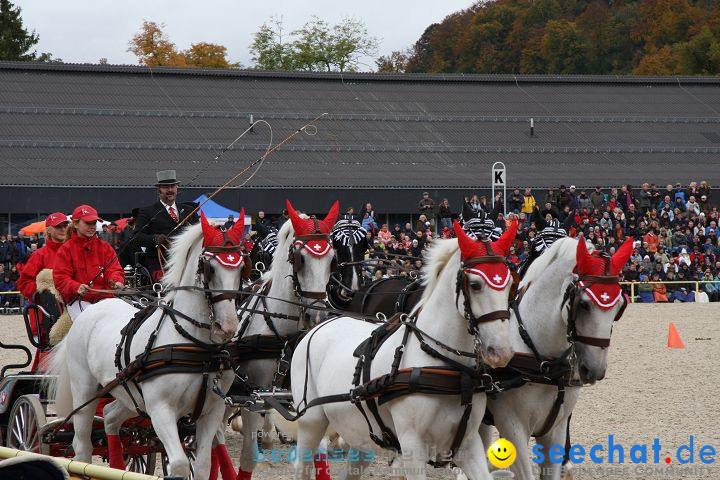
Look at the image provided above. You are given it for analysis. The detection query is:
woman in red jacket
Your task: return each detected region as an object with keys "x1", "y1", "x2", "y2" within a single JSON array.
[
  {"x1": 17, "y1": 212, "x2": 70, "y2": 342},
  {"x1": 53, "y1": 205, "x2": 124, "y2": 321}
]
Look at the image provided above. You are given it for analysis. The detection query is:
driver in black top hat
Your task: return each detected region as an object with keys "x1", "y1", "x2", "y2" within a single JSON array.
[{"x1": 135, "y1": 170, "x2": 198, "y2": 281}]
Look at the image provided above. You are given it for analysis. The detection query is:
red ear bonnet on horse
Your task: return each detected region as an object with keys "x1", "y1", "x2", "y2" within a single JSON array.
[
  {"x1": 455, "y1": 220, "x2": 512, "y2": 291},
  {"x1": 575, "y1": 236, "x2": 633, "y2": 310},
  {"x1": 201, "y1": 209, "x2": 245, "y2": 268},
  {"x1": 286, "y1": 199, "x2": 338, "y2": 257}
]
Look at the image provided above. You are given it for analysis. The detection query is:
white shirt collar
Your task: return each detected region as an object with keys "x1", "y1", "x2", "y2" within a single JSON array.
[{"x1": 161, "y1": 201, "x2": 177, "y2": 212}]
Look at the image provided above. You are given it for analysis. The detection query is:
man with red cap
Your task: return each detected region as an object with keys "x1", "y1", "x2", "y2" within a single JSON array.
[
  {"x1": 17, "y1": 212, "x2": 69, "y2": 352},
  {"x1": 53, "y1": 205, "x2": 124, "y2": 326}
]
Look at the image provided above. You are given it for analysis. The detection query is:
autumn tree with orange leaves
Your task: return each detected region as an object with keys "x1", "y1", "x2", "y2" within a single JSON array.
[
  {"x1": 128, "y1": 21, "x2": 230, "y2": 68},
  {"x1": 402, "y1": 0, "x2": 720, "y2": 75}
]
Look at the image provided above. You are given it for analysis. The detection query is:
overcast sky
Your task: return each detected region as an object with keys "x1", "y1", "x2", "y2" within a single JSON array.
[{"x1": 16, "y1": 0, "x2": 474, "y2": 69}]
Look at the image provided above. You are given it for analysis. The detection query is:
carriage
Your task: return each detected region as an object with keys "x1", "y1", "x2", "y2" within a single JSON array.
[{"x1": 0, "y1": 288, "x2": 176, "y2": 475}]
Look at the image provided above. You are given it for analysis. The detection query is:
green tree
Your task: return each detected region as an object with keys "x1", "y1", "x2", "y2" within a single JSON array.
[
  {"x1": 250, "y1": 16, "x2": 378, "y2": 72},
  {"x1": 36, "y1": 52, "x2": 62, "y2": 63},
  {"x1": 678, "y1": 26, "x2": 720, "y2": 74},
  {"x1": 376, "y1": 50, "x2": 410, "y2": 73},
  {"x1": 250, "y1": 16, "x2": 295, "y2": 70},
  {"x1": 0, "y1": 0, "x2": 39, "y2": 61},
  {"x1": 541, "y1": 20, "x2": 588, "y2": 74}
]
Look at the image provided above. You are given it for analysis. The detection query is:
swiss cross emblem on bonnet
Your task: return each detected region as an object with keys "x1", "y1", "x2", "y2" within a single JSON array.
[
  {"x1": 575, "y1": 235, "x2": 634, "y2": 310},
  {"x1": 201, "y1": 209, "x2": 246, "y2": 268},
  {"x1": 286, "y1": 199, "x2": 339, "y2": 257},
  {"x1": 455, "y1": 219, "x2": 518, "y2": 290}
]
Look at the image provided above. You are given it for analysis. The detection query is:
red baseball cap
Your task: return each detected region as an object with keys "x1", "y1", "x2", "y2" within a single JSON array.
[
  {"x1": 72, "y1": 205, "x2": 101, "y2": 222},
  {"x1": 45, "y1": 212, "x2": 69, "y2": 228}
]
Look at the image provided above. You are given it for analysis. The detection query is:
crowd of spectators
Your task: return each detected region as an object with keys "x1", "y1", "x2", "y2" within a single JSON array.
[
  {"x1": 7, "y1": 180, "x2": 720, "y2": 307},
  {"x1": 251, "y1": 181, "x2": 719, "y2": 302},
  {"x1": 0, "y1": 233, "x2": 44, "y2": 309}
]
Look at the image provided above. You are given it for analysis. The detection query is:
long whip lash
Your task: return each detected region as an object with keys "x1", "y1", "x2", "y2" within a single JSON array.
[
  {"x1": 170, "y1": 112, "x2": 329, "y2": 235},
  {"x1": 74, "y1": 113, "x2": 328, "y2": 301}
]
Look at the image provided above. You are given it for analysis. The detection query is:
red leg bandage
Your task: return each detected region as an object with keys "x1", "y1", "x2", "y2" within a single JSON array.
[
  {"x1": 106, "y1": 434, "x2": 126, "y2": 470},
  {"x1": 209, "y1": 448, "x2": 220, "y2": 480},
  {"x1": 213, "y1": 444, "x2": 236, "y2": 480},
  {"x1": 237, "y1": 468, "x2": 253, "y2": 480},
  {"x1": 314, "y1": 452, "x2": 331, "y2": 480}
]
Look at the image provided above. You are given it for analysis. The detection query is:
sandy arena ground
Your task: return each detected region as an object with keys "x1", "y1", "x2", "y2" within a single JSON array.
[{"x1": 1, "y1": 303, "x2": 718, "y2": 479}]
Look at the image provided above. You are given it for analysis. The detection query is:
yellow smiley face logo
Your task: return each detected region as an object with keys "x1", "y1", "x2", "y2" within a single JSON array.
[{"x1": 487, "y1": 438, "x2": 517, "y2": 469}]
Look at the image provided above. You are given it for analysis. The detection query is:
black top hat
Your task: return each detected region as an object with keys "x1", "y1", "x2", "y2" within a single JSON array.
[{"x1": 156, "y1": 170, "x2": 180, "y2": 186}]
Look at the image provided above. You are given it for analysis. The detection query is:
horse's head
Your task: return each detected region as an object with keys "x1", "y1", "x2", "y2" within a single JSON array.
[
  {"x1": 454, "y1": 220, "x2": 518, "y2": 368},
  {"x1": 331, "y1": 219, "x2": 369, "y2": 293},
  {"x1": 199, "y1": 211, "x2": 247, "y2": 343},
  {"x1": 566, "y1": 236, "x2": 633, "y2": 383},
  {"x1": 286, "y1": 200, "x2": 339, "y2": 320}
]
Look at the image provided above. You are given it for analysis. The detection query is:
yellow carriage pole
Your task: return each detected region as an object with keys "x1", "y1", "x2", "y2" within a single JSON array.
[{"x1": 0, "y1": 446, "x2": 162, "y2": 480}]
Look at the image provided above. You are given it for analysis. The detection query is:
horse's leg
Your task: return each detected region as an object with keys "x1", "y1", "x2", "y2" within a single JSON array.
[
  {"x1": 293, "y1": 408, "x2": 329, "y2": 480},
  {"x1": 479, "y1": 423, "x2": 495, "y2": 453},
  {"x1": 238, "y1": 409, "x2": 264, "y2": 479},
  {"x1": 261, "y1": 413, "x2": 275, "y2": 450},
  {"x1": 537, "y1": 415, "x2": 571, "y2": 480},
  {"x1": 103, "y1": 400, "x2": 135, "y2": 469},
  {"x1": 493, "y1": 417, "x2": 534, "y2": 480},
  {"x1": 69, "y1": 376, "x2": 100, "y2": 464},
  {"x1": 338, "y1": 452, "x2": 371, "y2": 480},
  {"x1": 396, "y1": 435, "x2": 429, "y2": 480},
  {"x1": 145, "y1": 405, "x2": 189, "y2": 478},
  {"x1": 192, "y1": 402, "x2": 227, "y2": 480},
  {"x1": 453, "y1": 428, "x2": 492, "y2": 480},
  {"x1": 213, "y1": 426, "x2": 237, "y2": 480}
]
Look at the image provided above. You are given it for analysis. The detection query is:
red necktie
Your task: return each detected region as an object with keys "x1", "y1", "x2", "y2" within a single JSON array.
[{"x1": 169, "y1": 206, "x2": 178, "y2": 223}]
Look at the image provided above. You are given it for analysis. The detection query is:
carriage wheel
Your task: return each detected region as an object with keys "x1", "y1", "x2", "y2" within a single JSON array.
[
  {"x1": 125, "y1": 452, "x2": 157, "y2": 475},
  {"x1": 6, "y1": 394, "x2": 48, "y2": 454}
]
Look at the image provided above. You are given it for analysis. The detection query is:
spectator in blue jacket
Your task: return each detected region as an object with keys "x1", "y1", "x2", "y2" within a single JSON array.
[{"x1": 0, "y1": 275, "x2": 18, "y2": 308}]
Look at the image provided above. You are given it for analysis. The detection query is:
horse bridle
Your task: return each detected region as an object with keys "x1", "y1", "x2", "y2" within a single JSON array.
[
  {"x1": 197, "y1": 228, "x2": 249, "y2": 327},
  {"x1": 562, "y1": 254, "x2": 627, "y2": 349},
  {"x1": 288, "y1": 217, "x2": 337, "y2": 300},
  {"x1": 455, "y1": 239, "x2": 511, "y2": 335}
]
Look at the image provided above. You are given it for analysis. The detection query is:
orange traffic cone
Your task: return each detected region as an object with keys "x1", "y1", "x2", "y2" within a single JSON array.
[{"x1": 667, "y1": 323, "x2": 685, "y2": 349}]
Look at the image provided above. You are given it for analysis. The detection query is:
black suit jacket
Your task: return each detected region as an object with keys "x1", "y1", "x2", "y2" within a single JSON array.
[{"x1": 135, "y1": 201, "x2": 199, "y2": 271}]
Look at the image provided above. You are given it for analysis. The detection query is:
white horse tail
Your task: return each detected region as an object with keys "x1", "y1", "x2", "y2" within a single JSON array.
[{"x1": 42, "y1": 340, "x2": 72, "y2": 417}]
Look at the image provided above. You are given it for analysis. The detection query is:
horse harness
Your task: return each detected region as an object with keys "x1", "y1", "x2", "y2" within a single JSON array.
[
  {"x1": 288, "y1": 216, "x2": 337, "y2": 300},
  {"x1": 230, "y1": 218, "x2": 338, "y2": 391},
  {"x1": 99, "y1": 239, "x2": 245, "y2": 423},
  {"x1": 456, "y1": 240, "x2": 512, "y2": 334},
  {"x1": 485, "y1": 254, "x2": 627, "y2": 437},
  {"x1": 271, "y1": 256, "x2": 513, "y2": 467}
]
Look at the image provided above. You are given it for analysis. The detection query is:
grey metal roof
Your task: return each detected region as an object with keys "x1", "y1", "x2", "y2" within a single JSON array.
[{"x1": 1, "y1": 62, "x2": 719, "y2": 190}]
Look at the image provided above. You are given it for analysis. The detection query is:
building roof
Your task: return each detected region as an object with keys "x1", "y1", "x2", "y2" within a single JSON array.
[{"x1": 1, "y1": 61, "x2": 719, "y2": 191}]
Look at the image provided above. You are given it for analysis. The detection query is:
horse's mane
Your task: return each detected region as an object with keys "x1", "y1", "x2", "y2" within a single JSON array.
[
  {"x1": 520, "y1": 236, "x2": 595, "y2": 288},
  {"x1": 261, "y1": 215, "x2": 301, "y2": 284},
  {"x1": 161, "y1": 222, "x2": 203, "y2": 288},
  {"x1": 417, "y1": 238, "x2": 460, "y2": 305}
]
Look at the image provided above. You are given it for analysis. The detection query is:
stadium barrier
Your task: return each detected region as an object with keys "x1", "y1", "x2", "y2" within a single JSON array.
[
  {"x1": 620, "y1": 280, "x2": 720, "y2": 303},
  {"x1": 0, "y1": 446, "x2": 163, "y2": 479}
]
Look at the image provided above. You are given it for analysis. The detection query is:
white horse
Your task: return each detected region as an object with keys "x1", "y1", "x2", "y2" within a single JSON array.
[
  {"x1": 479, "y1": 236, "x2": 633, "y2": 480},
  {"x1": 235, "y1": 199, "x2": 339, "y2": 480},
  {"x1": 46, "y1": 213, "x2": 247, "y2": 479},
  {"x1": 289, "y1": 220, "x2": 519, "y2": 480}
]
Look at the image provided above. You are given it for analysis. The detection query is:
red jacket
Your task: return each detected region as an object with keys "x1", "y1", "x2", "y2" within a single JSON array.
[
  {"x1": 53, "y1": 234, "x2": 124, "y2": 304},
  {"x1": 17, "y1": 239, "x2": 64, "y2": 299}
]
